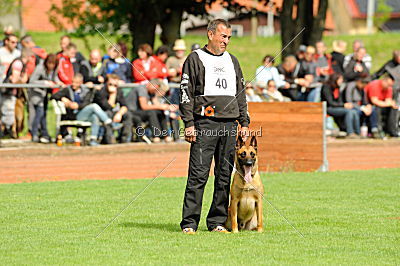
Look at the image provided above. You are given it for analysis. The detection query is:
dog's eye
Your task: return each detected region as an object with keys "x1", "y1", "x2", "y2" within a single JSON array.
[
  {"x1": 240, "y1": 152, "x2": 246, "y2": 158},
  {"x1": 250, "y1": 152, "x2": 255, "y2": 158}
]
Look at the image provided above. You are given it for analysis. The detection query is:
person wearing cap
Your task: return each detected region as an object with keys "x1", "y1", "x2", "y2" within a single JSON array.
[
  {"x1": 191, "y1": 43, "x2": 201, "y2": 52},
  {"x1": 179, "y1": 19, "x2": 249, "y2": 234},
  {"x1": 166, "y1": 39, "x2": 187, "y2": 83}
]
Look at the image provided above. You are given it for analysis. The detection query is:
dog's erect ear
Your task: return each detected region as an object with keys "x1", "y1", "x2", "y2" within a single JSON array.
[
  {"x1": 236, "y1": 136, "x2": 245, "y2": 150},
  {"x1": 250, "y1": 135, "x2": 257, "y2": 151}
]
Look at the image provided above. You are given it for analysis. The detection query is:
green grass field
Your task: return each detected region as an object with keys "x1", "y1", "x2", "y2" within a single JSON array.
[{"x1": 1, "y1": 168, "x2": 399, "y2": 264}]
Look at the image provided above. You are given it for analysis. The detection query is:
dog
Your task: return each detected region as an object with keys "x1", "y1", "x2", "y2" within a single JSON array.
[{"x1": 226, "y1": 135, "x2": 264, "y2": 233}]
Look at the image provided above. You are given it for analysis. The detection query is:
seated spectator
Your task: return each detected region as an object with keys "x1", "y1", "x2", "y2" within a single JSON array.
[
  {"x1": 51, "y1": 74, "x2": 113, "y2": 146},
  {"x1": 0, "y1": 25, "x2": 19, "y2": 48},
  {"x1": 277, "y1": 55, "x2": 313, "y2": 101},
  {"x1": 166, "y1": 39, "x2": 187, "y2": 83},
  {"x1": 20, "y1": 35, "x2": 47, "y2": 60},
  {"x1": 125, "y1": 78, "x2": 174, "y2": 143},
  {"x1": 343, "y1": 40, "x2": 372, "y2": 70},
  {"x1": 255, "y1": 55, "x2": 287, "y2": 89},
  {"x1": 80, "y1": 49, "x2": 105, "y2": 84},
  {"x1": 299, "y1": 46, "x2": 321, "y2": 101},
  {"x1": 103, "y1": 44, "x2": 132, "y2": 83},
  {"x1": 315, "y1": 41, "x2": 332, "y2": 81},
  {"x1": 57, "y1": 35, "x2": 86, "y2": 74},
  {"x1": 0, "y1": 48, "x2": 30, "y2": 138},
  {"x1": 191, "y1": 43, "x2": 201, "y2": 52},
  {"x1": 321, "y1": 73, "x2": 360, "y2": 138},
  {"x1": 0, "y1": 34, "x2": 21, "y2": 82},
  {"x1": 29, "y1": 53, "x2": 62, "y2": 143},
  {"x1": 152, "y1": 45, "x2": 169, "y2": 82},
  {"x1": 344, "y1": 47, "x2": 370, "y2": 82},
  {"x1": 296, "y1": 44, "x2": 307, "y2": 62},
  {"x1": 331, "y1": 40, "x2": 347, "y2": 74},
  {"x1": 93, "y1": 74, "x2": 133, "y2": 143},
  {"x1": 345, "y1": 77, "x2": 379, "y2": 138},
  {"x1": 373, "y1": 50, "x2": 400, "y2": 105},
  {"x1": 58, "y1": 43, "x2": 77, "y2": 86},
  {"x1": 245, "y1": 83, "x2": 263, "y2": 102},
  {"x1": 264, "y1": 80, "x2": 291, "y2": 102},
  {"x1": 365, "y1": 75, "x2": 398, "y2": 137},
  {"x1": 132, "y1": 43, "x2": 161, "y2": 83}
]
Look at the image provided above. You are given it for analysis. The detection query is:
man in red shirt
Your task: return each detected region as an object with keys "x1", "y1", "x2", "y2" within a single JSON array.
[
  {"x1": 58, "y1": 43, "x2": 76, "y2": 85},
  {"x1": 365, "y1": 75, "x2": 399, "y2": 137}
]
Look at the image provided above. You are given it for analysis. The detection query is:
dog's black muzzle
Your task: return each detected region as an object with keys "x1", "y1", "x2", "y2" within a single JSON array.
[{"x1": 240, "y1": 159, "x2": 255, "y2": 167}]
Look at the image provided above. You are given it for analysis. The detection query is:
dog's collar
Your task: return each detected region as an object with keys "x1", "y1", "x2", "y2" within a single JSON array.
[{"x1": 242, "y1": 187, "x2": 255, "y2": 192}]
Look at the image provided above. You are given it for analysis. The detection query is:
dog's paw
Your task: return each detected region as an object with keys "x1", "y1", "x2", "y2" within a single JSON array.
[
  {"x1": 232, "y1": 229, "x2": 239, "y2": 234},
  {"x1": 257, "y1": 227, "x2": 263, "y2": 233}
]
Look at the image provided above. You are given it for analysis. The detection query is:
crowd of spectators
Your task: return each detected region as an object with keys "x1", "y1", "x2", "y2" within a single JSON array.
[
  {"x1": 0, "y1": 28, "x2": 202, "y2": 145},
  {"x1": 0, "y1": 27, "x2": 399, "y2": 144},
  {"x1": 249, "y1": 39, "x2": 400, "y2": 139}
]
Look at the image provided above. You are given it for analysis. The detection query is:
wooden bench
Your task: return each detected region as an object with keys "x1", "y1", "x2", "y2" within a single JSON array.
[
  {"x1": 51, "y1": 100, "x2": 92, "y2": 145},
  {"x1": 248, "y1": 102, "x2": 327, "y2": 172}
]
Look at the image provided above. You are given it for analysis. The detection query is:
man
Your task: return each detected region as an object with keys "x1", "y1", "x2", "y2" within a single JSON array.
[
  {"x1": 51, "y1": 74, "x2": 113, "y2": 146},
  {"x1": 94, "y1": 74, "x2": 132, "y2": 143},
  {"x1": 344, "y1": 47, "x2": 370, "y2": 82},
  {"x1": 331, "y1": 40, "x2": 347, "y2": 74},
  {"x1": 80, "y1": 49, "x2": 105, "y2": 84},
  {"x1": 125, "y1": 78, "x2": 173, "y2": 143},
  {"x1": 57, "y1": 35, "x2": 86, "y2": 74},
  {"x1": 0, "y1": 34, "x2": 21, "y2": 81},
  {"x1": 58, "y1": 43, "x2": 77, "y2": 85},
  {"x1": 343, "y1": 40, "x2": 372, "y2": 70},
  {"x1": 179, "y1": 19, "x2": 250, "y2": 234},
  {"x1": 365, "y1": 75, "x2": 398, "y2": 137},
  {"x1": 166, "y1": 39, "x2": 187, "y2": 83},
  {"x1": 104, "y1": 44, "x2": 132, "y2": 83}
]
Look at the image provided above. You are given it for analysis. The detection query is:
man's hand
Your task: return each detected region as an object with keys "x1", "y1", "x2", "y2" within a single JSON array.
[
  {"x1": 113, "y1": 113, "x2": 122, "y2": 123},
  {"x1": 69, "y1": 102, "x2": 79, "y2": 110},
  {"x1": 240, "y1": 127, "x2": 249, "y2": 142},
  {"x1": 185, "y1": 126, "x2": 196, "y2": 143},
  {"x1": 344, "y1": 102, "x2": 353, "y2": 109}
]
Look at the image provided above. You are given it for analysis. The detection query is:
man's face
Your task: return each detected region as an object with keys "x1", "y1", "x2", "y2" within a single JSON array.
[
  {"x1": 6, "y1": 36, "x2": 18, "y2": 51},
  {"x1": 72, "y1": 77, "x2": 83, "y2": 90},
  {"x1": 382, "y1": 78, "x2": 394, "y2": 89},
  {"x1": 107, "y1": 78, "x2": 119, "y2": 93},
  {"x1": 353, "y1": 41, "x2": 361, "y2": 52},
  {"x1": 305, "y1": 49, "x2": 315, "y2": 62},
  {"x1": 66, "y1": 48, "x2": 77, "y2": 59},
  {"x1": 316, "y1": 42, "x2": 326, "y2": 55},
  {"x1": 60, "y1": 37, "x2": 70, "y2": 51},
  {"x1": 355, "y1": 48, "x2": 366, "y2": 61},
  {"x1": 175, "y1": 50, "x2": 185, "y2": 59},
  {"x1": 89, "y1": 51, "x2": 101, "y2": 65},
  {"x1": 208, "y1": 24, "x2": 232, "y2": 54}
]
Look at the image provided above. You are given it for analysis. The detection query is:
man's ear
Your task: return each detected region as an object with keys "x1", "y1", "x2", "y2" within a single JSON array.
[
  {"x1": 250, "y1": 135, "x2": 257, "y2": 151},
  {"x1": 236, "y1": 135, "x2": 245, "y2": 150},
  {"x1": 207, "y1": 30, "x2": 213, "y2": 41}
]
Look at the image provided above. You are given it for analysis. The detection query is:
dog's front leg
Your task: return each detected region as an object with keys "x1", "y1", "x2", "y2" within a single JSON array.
[
  {"x1": 256, "y1": 199, "x2": 263, "y2": 233},
  {"x1": 230, "y1": 199, "x2": 239, "y2": 233}
]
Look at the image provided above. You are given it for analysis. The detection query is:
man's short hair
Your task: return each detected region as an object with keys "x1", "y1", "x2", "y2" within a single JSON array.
[
  {"x1": 106, "y1": 74, "x2": 120, "y2": 81},
  {"x1": 393, "y1": 50, "x2": 400, "y2": 59},
  {"x1": 382, "y1": 73, "x2": 394, "y2": 81},
  {"x1": 73, "y1": 73, "x2": 84, "y2": 80},
  {"x1": 4, "y1": 33, "x2": 17, "y2": 42},
  {"x1": 156, "y1": 45, "x2": 169, "y2": 56},
  {"x1": 21, "y1": 35, "x2": 33, "y2": 43},
  {"x1": 60, "y1": 35, "x2": 71, "y2": 41},
  {"x1": 207, "y1": 19, "x2": 231, "y2": 33},
  {"x1": 66, "y1": 43, "x2": 77, "y2": 50}
]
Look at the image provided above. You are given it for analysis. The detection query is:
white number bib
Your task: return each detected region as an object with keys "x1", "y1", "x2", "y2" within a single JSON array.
[{"x1": 195, "y1": 49, "x2": 237, "y2": 96}]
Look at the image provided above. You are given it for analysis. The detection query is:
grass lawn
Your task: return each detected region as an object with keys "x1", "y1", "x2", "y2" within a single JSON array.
[{"x1": 1, "y1": 168, "x2": 399, "y2": 264}]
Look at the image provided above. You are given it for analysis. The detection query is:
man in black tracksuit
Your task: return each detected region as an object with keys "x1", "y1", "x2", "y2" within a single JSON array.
[{"x1": 179, "y1": 19, "x2": 250, "y2": 234}]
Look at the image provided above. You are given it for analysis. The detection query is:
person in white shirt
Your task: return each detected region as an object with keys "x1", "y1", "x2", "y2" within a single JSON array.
[
  {"x1": 0, "y1": 34, "x2": 21, "y2": 82},
  {"x1": 255, "y1": 55, "x2": 287, "y2": 89}
]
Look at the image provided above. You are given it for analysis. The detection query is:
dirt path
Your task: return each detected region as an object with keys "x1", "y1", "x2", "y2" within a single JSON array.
[{"x1": 1, "y1": 140, "x2": 399, "y2": 183}]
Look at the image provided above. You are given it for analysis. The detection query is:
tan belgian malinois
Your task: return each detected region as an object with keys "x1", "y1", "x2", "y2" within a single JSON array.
[{"x1": 226, "y1": 135, "x2": 264, "y2": 233}]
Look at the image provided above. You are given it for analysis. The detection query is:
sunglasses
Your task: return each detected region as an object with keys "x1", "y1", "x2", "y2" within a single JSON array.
[{"x1": 108, "y1": 83, "x2": 118, "y2": 87}]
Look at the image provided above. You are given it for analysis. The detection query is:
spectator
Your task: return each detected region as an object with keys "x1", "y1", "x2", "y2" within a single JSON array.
[
  {"x1": 191, "y1": 43, "x2": 201, "y2": 52},
  {"x1": 57, "y1": 35, "x2": 86, "y2": 74},
  {"x1": 152, "y1": 45, "x2": 169, "y2": 82},
  {"x1": 321, "y1": 73, "x2": 360, "y2": 138},
  {"x1": 20, "y1": 35, "x2": 47, "y2": 60},
  {"x1": 345, "y1": 77, "x2": 380, "y2": 138},
  {"x1": 264, "y1": 79, "x2": 291, "y2": 102},
  {"x1": 315, "y1": 41, "x2": 332, "y2": 81},
  {"x1": 166, "y1": 39, "x2": 187, "y2": 83},
  {"x1": 331, "y1": 40, "x2": 347, "y2": 74},
  {"x1": 0, "y1": 48, "x2": 31, "y2": 138},
  {"x1": 51, "y1": 74, "x2": 113, "y2": 146},
  {"x1": 93, "y1": 74, "x2": 133, "y2": 143},
  {"x1": 373, "y1": 50, "x2": 400, "y2": 105},
  {"x1": 29, "y1": 54, "x2": 61, "y2": 143},
  {"x1": 365, "y1": 75, "x2": 398, "y2": 137},
  {"x1": 255, "y1": 55, "x2": 287, "y2": 89},
  {"x1": 58, "y1": 43, "x2": 77, "y2": 86},
  {"x1": 125, "y1": 78, "x2": 174, "y2": 143},
  {"x1": 344, "y1": 47, "x2": 370, "y2": 82},
  {"x1": 343, "y1": 40, "x2": 372, "y2": 70},
  {"x1": 0, "y1": 34, "x2": 21, "y2": 81},
  {"x1": 80, "y1": 49, "x2": 105, "y2": 84},
  {"x1": 245, "y1": 83, "x2": 263, "y2": 102},
  {"x1": 296, "y1": 44, "x2": 307, "y2": 62},
  {"x1": 277, "y1": 55, "x2": 313, "y2": 101},
  {"x1": 103, "y1": 44, "x2": 132, "y2": 83},
  {"x1": 0, "y1": 25, "x2": 18, "y2": 47},
  {"x1": 132, "y1": 43, "x2": 159, "y2": 83}
]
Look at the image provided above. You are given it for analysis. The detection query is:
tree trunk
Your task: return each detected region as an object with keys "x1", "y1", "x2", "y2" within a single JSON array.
[
  {"x1": 309, "y1": 0, "x2": 328, "y2": 45},
  {"x1": 160, "y1": 7, "x2": 183, "y2": 51},
  {"x1": 129, "y1": 8, "x2": 158, "y2": 59},
  {"x1": 280, "y1": 0, "x2": 295, "y2": 58}
]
